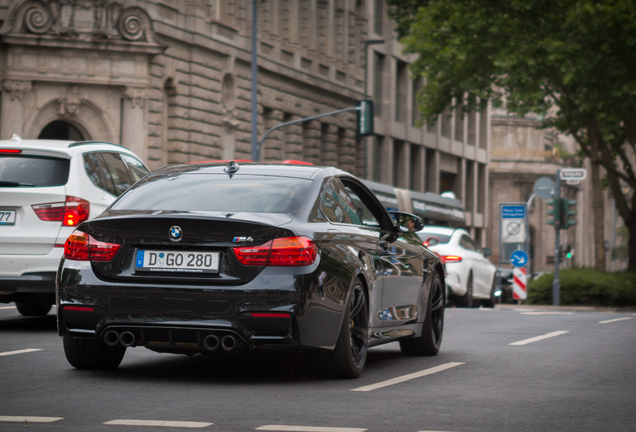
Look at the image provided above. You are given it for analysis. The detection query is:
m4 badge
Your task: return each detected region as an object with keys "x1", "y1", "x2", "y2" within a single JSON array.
[{"x1": 233, "y1": 237, "x2": 254, "y2": 242}]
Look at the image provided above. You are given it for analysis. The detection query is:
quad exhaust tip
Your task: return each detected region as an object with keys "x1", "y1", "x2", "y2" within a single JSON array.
[
  {"x1": 104, "y1": 330, "x2": 120, "y2": 347},
  {"x1": 221, "y1": 335, "x2": 237, "y2": 351},
  {"x1": 119, "y1": 331, "x2": 136, "y2": 347},
  {"x1": 203, "y1": 334, "x2": 220, "y2": 351}
]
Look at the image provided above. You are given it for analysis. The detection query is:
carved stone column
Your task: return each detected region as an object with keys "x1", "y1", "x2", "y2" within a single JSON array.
[
  {"x1": 121, "y1": 87, "x2": 148, "y2": 162},
  {"x1": 1, "y1": 80, "x2": 31, "y2": 139}
]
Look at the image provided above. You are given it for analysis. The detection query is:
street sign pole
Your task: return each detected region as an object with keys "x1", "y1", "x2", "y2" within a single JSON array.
[{"x1": 553, "y1": 170, "x2": 561, "y2": 306}]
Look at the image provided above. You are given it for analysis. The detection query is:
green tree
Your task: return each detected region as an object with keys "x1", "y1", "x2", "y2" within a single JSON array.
[{"x1": 388, "y1": 0, "x2": 636, "y2": 271}]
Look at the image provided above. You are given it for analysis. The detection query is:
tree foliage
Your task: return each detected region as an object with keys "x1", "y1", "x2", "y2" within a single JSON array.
[{"x1": 388, "y1": 0, "x2": 636, "y2": 270}]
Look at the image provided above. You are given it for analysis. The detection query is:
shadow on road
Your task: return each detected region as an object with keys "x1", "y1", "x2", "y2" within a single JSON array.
[
  {"x1": 0, "y1": 314, "x2": 57, "y2": 332},
  {"x1": 66, "y1": 344, "x2": 409, "y2": 384}
]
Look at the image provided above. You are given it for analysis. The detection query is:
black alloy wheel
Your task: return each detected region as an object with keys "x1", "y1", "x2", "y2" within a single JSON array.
[
  {"x1": 312, "y1": 281, "x2": 369, "y2": 378},
  {"x1": 400, "y1": 272, "x2": 444, "y2": 356},
  {"x1": 456, "y1": 272, "x2": 474, "y2": 308}
]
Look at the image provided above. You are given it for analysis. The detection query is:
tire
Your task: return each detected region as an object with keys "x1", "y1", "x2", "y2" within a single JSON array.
[
  {"x1": 455, "y1": 272, "x2": 474, "y2": 308},
  {"x1": 15, "y1": 300, "x2": 52, "y2": 317},
  {"x1": 311, "y1": 282, "x2": 369, "y2": 379},
  {"x1": 482, "y1": 277, "x2": 497, "y2": 308},
  {"x1": 400, "y1": 272, "x2": 444, "y2": 356},
  {"x1": 63, "y1": 337, "x2": 126, "y2": 370}
]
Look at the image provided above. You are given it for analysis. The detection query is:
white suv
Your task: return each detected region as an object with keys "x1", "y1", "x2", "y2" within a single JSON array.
[{"x1": 0, "y1": 136, "x2": 150, "y2": 316}]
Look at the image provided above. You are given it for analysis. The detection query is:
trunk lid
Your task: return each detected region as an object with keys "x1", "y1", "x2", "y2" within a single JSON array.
[{"x1": 82, "y1": 211, "x2": 294, "y2": 285}]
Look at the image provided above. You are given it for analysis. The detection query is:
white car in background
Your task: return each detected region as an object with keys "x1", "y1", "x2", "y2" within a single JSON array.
[
  {"x1": 0, "y1": 136, "x2": 149, "y2": 316},
  {"x1": 417, "y1": 226, "x2": 497, "y2": 307}
]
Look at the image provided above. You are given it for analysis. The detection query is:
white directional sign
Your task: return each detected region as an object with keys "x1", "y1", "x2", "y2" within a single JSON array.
[{"x1": 560, "y1": 168, "x2": 587, "y2": 181}]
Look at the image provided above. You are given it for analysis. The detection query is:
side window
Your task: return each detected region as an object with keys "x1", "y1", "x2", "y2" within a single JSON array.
[
  {"x1": 320, "y1": 179, "x2": 363, "y2": 225},
  {"x1": 344, "y1": 186, "x2": 380, "y2": 228},
  {"x1": 459, "y1": 235, "x2": 477, "y2": 251},
  {"x1": 121, "y1": 154, "x2": 149, "y2": 183},
  {"x1": 100, "y1": 152, "x2": 133, "y2": 197},
  {"x1": 83, "y1": 153, "x2": 106, "y2": 191}
]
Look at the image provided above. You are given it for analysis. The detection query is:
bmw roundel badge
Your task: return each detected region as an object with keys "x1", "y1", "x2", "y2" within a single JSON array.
[{"x1": 169, "y1": 225, "x2": 182, "y2": 242}]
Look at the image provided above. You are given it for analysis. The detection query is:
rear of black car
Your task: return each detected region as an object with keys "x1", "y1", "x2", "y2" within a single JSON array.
[{"x1": 56, "y1": 164, "x2": 329, "y2": 362}]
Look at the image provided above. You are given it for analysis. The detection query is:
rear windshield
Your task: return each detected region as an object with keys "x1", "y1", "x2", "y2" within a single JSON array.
[
  {"x1": 111, "y1": 174, "x2": 312, "y2": 214},
  {"x1": 0, "y1": 155, "x2": 70, "y2": 187},
  {"x1": 418, "y1": 231, "x2": 452, "y2": 246}
]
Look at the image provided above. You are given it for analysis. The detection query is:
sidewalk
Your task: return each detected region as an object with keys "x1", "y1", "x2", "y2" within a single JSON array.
[{"x1": 494, "y1": 304, "x2": 636, "y2": 313}]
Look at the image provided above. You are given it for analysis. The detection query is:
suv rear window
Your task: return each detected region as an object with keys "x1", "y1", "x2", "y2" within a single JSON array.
[
  {"x1": 0, "y1": 155, "x2": 70, "y2": 187},
  {"x1": 418, "y1": 232, "x2": 452, "y2": 246},
  {"x1": 112, "y1": 174, "x2": 312, "y2": 214}
]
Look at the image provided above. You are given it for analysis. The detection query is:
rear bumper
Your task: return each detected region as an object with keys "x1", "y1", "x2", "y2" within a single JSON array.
[
  {"x1": 56, "y1": 259, "x2": 347, "y2": 351},
  {"x1": 0, "y1": 272, "x2": 57, "y2": 303}
]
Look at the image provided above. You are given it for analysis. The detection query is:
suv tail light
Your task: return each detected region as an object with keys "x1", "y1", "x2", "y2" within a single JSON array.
[
  {"x1": 32, "y1": 196, "x2": 90, "y2": 226},
  {"x1": 64, "y1": 230, "x2": 121, "y2": 262},
  {"x1": 233, "y1": 236, "x2": 318, "y2": 267}
]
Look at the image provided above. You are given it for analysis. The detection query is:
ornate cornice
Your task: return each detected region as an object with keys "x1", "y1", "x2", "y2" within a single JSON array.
[{"x1": 0, "y1": 1, "x2": 164, "y2": 53}]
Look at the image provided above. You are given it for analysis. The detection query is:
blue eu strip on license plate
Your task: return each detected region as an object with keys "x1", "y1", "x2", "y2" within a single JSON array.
[{"x1": 136, "y1": 250, "x2": 145, "y2": 267}]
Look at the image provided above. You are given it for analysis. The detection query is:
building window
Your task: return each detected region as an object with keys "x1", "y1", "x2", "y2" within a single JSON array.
[
  {"x1": 454, "y1": 98, "x2": 464, "y2": 143},
  {"x1": 479, "y1": 100, "x2": 488, "y2": 149},
  {"x1": 477, "y1": 163, "x2": 486, "y2": 213},
  {"x1": 372, "y1": 135, "x2": 383, "y2": 182},
  {"x1": 465, "y1": 160, "x2": 475, "y2": 212},
  {"x1": 38, "y1": 120, "x2": 84, "y2": 141},
  {"x1": 441, "y1": 107, "x2": 452, "y2": 138},
  {"x1": 410, "y1": 144, "x2": 423, "y2": 192},
  {"x1": 425, "y1": 148, "x2": 436, "y2": 192},
  {"x1": 393, "y1": 139, "x2": 406, "y2": 187},
  {"x1": 395, "y1": 60, "x2": 408, "y2": 123},
  {"x1": 373, "y1": 52, "x2": 385, "y2": 118},
  {"x1": 374, "y1": 0, "x2": 383, "y2": 35},
  {"x1": 467, "y1": 109, "x2": 477, "y2": 146},
  {"x1": 412, "y1": 79, "x2": 423, "y2": 126}
]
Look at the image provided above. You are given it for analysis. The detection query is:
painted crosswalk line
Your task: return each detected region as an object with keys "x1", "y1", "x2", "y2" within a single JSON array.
[
  {"x1": 0, "y1": 416, "x2": 62, "y2": 423},
  {"x1": 0, "y1": 348, "x2": 42, "y2": 357},
  {"x1": 104, "y1": 420, "x2": 213, "y2": 428},
  {"x1": 256, "y1": 426, "x2": 367, "y2": 432},
  {"x1": 599, "y1": 317, "x2": 633, "y2": 324}
]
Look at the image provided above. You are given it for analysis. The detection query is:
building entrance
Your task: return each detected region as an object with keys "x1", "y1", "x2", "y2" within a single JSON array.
[{"x1": 38, "y1": 120, "x2": 84, "y2": 141}]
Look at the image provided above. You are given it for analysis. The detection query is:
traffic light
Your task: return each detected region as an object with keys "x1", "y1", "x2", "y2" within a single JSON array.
[
  {"x1": 546, "y1": 198, "x2": 561, "y2": 228},
  {"x1": 559, "y1": 244, "x2": 573, "y2": 260},
  {"x1": 561, "y1": 198, "x2": 577, "y2": 228},
  {"x1": 356, "y1": 100, "x2": 374, "y2": 137}
]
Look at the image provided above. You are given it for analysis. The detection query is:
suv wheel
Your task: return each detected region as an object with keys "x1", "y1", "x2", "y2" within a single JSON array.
[{"x1": 15, "y1": 301, "x2": 52, "y2": 317}]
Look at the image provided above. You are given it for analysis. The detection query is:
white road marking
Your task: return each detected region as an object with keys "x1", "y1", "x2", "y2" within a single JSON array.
[
  {"x1": 104, "y1": 420, "x2": 212, "y2": 428},
  {"x1": 509, "y1": 331, "x2": 570, "y2": 346},
  {"x1": 0, "y1": 348, "x2": 42, "y2": 357},
  {"x1": 0, "y1": 306, "x2": 16, "y2": 309},
  {"x1": 599, "y1": 317, "x2": 633, "y2": 324},
  {"x1": 350, "y1": 362, "x2": 465, "y2": 392},
  {"x1": 514, "y1": 309, "x2": 537, "y2": 312},
  {"x1": 256, "y1": 426, "x2": 367, "y2": 432},
  {"x1": 0, "y1": 416, "x2": 63, "y2": 423},
  {"x1": 520, "y1": 312, "x2": 573, "y2": 315}
]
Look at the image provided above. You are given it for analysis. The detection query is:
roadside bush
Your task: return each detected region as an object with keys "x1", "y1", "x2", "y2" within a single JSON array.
[{"x1": 527, "y1": 268, "x2": 636, "y2": 307}]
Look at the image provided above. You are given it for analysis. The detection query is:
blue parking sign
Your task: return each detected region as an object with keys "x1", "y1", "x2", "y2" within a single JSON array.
[{"x1": 510, "y1": 250, "x2": 529, "y2": 268}]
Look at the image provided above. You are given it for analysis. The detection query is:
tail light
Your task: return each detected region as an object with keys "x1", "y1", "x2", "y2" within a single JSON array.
[
  {"x1": 0, "y1": 149, "x2": 22, "y2": 153},
  {"x1": 32, "y1": 196, "x2": 90, "y2": 226},
  {"x1": 443, "y1": 255, "x2": 462, "y2": 263},
  {"x1": 64, "y1": 230, "x2": 121, "y2": 262},
  {"x1": 233, "y1": 236, "x2": 318, "y2": 267}
]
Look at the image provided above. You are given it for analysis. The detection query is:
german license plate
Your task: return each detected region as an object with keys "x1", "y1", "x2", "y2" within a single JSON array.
[
  {"x1": 135, "y1": 250, "x2": 220, "y2": 273},
  {"x1": 0, "y1": 210, "x2": 16, "y2": 225}
]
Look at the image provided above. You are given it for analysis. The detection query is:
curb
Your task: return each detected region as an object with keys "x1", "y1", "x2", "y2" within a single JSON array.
[{"x1": 494, "y1": 304, "x2": 636, "y2": 313}]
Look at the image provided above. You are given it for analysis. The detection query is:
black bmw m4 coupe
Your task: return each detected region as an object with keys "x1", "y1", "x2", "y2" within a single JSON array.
[{"x1": 57, "y1": 161, "x2": 445, "y2": 378}]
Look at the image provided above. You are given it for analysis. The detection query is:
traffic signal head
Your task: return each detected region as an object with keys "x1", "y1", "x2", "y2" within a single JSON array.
[
  {"x1": 356, "y1": 100, "x2": 374, "y2": 137},
  {"x1": 559, "y1": 244, "x2": 573, "y2": 260},
  {"x1": 561, "y1": 198, "x2": 577, "y2": 228},
  {"x1": 546, "y1": 198, "x2": 561, "y2": 228}
]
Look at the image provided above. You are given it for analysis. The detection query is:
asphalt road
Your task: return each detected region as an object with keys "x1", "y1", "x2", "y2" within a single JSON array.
[{"x1": 0, "y1": 304, "x2": 634, "y2": 432}]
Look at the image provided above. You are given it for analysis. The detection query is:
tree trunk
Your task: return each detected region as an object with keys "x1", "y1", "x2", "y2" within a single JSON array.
[{"x1": 587, "y1": 119, "x2": 606, "y2": 271}]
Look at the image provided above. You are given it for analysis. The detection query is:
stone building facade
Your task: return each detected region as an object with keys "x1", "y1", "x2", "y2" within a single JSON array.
[
  {"x1": 488, "y1": 108, "x2": 625, "y2": 272},
  {"x1": 0, "y1": 0, "x2": 490, "y2": 242}
]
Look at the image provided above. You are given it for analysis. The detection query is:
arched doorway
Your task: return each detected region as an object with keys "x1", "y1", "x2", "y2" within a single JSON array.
[{"x1": 38, "y1": 120, "x2": 84, "y2": 141}]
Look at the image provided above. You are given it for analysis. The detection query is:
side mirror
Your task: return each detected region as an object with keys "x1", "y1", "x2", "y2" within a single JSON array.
[
  {"x1": 388, "y1": 211, "x2": 424, "y2": 233},
  {"x1": 482, "y1": 247, "x2": 493, "y2": 257}
]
